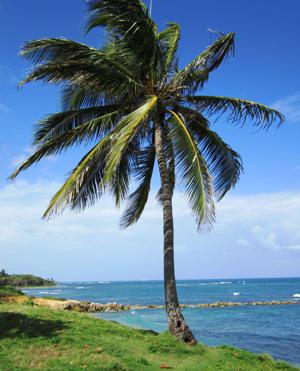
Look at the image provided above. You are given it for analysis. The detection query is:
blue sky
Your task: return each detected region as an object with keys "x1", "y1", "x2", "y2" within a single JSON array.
[{"x1": 0, "y1": 0, "x2": 299, "y2": 281}]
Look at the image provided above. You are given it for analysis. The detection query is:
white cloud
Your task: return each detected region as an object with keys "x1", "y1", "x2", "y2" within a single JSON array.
[
  {"x1": 0, "y1": 180, "x2": 299, "y2": 251},
  {"x1": 250, "y1": 226, "x2": 300, "y2": 252},
  {"x1": 272, "y1": 93, "x2": 300, "y2": 122},
  {"x1": 219, "y1": 191, "x2": 300, "y2": 252},
  {"x1": 0, "y1": 180, "x2": 299, "y2": 280}
]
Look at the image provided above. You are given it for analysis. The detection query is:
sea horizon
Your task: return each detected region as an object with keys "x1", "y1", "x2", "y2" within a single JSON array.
[{"x1": 56, "y1": 276, "x2": 300, "y2": 284}]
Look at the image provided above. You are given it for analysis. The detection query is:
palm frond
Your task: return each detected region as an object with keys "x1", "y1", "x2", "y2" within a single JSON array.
[
  {"x1": 120, "y1": 143, "x2": 156, "y2": 229},
  {"x1": 52, "y1": 132, "x2": 139, "y2": 216},
  {"x1": 20, "y1": 38, "x2": 141, "y2": 87},
  {"x1": 104, "y1": 96, "x2": 158, "y2": 184},
  {"x1": 9, "y1": 110, "x2": 120, "y2": 181},
  {"x1": 110, "y1": 144, "x2": 134, "y2": 207},
  {"x1": 20, "y1": 38, "x2": 98, "y2": 63},
  {"x1": 42, "y1": 136, "x2": 111, "y2": 218},
  {"x1": 176, "y1": 106, "x2": 210, "y2": 134},
  {"x1": 86, "y1": 0, "x2": 159, "y2": 75},
  {"x1": 34, "y1": 105, "x2": 121, "y2": 144},
  {"x1": 185, "y1": 95, "x2": 284, "y2": 129},
  {"x1": 170, "y1": 32, "x2": 235, "y2": 93},
  {"x1": 178, "y1": 106, "x2": 242, "y2": 200},
  {"x1": 159, "y1": 23, "x2": 180, "y2": 73},
  {"x1": 21, "y1": 62, "x2": 136, "y2": 98},
  {"x1": 168, "y1": 110, "x2": 215, "y2": 230}
]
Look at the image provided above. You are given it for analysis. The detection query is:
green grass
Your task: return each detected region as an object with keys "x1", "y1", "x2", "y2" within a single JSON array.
[{"x1": 0, "y1": 304, "x2": 298, "y2": 370}]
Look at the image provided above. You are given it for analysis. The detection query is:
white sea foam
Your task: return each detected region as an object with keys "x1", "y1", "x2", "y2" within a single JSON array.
[
  {"x1": 233, "y1": 292, "x2": 240, "y2": 296},
  {"x1": 292, "y1": 293, "x2": 300, "y2": 298},
  {"x1": 75, "y1": 287, "x2": 86, "y2": 289},
  {"x1": 43, "y1": 290, "x2": 62, "y2": 295},
  {"x1": 178, "y1": 281, "x2": 233, "y2": 287}
]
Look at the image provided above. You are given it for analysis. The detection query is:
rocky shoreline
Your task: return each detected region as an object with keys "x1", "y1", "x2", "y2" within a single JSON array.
[
  {"x1": 1, "y1": 294, "x2": 299, "y2": 312},
  {"x1": 31, "y1": 298, "x2": 300, "y2": 313}
]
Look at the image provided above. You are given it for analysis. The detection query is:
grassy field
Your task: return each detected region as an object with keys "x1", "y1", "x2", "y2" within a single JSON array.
[{"x1": 0, "y1": 303, "x2": 298, "y2": 371}]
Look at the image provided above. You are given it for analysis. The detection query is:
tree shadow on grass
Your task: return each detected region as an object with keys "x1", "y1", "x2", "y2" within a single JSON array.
[{"x1": 0, "y1": 312, "x2": 67, "y2": 339}]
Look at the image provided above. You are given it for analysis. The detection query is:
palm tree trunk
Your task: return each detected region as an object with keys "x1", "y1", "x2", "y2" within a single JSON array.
[{"x1": 155, "y1": 121, "x2": 197, "y2": 345}]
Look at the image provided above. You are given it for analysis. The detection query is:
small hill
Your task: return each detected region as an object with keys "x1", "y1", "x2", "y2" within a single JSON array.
[{"x1": 0, "y1": 270, "x2": 56, "y2": 287}]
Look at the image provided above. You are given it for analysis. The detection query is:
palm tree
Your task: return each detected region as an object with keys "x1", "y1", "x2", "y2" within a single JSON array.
[{"x1": 10, "y1": 0, "x2": 283, "y2": 344}]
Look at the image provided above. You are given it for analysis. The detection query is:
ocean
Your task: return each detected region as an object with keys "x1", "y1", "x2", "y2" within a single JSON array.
[{"x1": 23, "y1": 277, "x2": 300, "y2": 365}]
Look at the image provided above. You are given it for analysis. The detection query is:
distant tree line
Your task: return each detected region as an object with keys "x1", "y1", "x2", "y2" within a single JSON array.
[{"x1": 0, "y1": 270, "x2": 56, "y2": 287}]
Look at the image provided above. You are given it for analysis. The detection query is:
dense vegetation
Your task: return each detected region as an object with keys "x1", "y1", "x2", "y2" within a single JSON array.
[
  {"x1": 0, "y1": 270, "x2": 56, "y2": 287},
  {"x1": 0, "y1": 303, "x2": 297, "y2": 370},
  {"x1": 0, "y1": 286, "x2": 24, "y2": 297}
]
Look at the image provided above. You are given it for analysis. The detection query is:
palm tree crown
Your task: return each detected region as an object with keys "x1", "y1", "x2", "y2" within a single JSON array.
[{"x1": 10, "y1": 0, "x2": 283, "y2": 229}]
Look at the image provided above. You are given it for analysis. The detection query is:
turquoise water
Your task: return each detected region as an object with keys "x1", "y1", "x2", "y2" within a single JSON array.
[{"x1": 23, "y1": 278, "x2": 300, "y2": 365}]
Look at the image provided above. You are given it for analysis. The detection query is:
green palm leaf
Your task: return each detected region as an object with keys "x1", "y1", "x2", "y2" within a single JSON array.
[
  {"x1": 20, "y1": 38, "x2": 141, "y2": 87},
  {"x1": 42, "y1": 136, "x2": 110, "y2": 218},
  {"x1": 34, "y1": 106, "x2": 121, "y2": 144},
  {"x1": 104, "y1": 96, "x2": 158, "y2": 184},
  {"x1": 168, "y1": 110, "x2": 215, "y2": 230},
  {"x1": 185, "y1": 95, "x2": 284, "y2": 129},
  {"x1": 120, "y1": 144, "x2": 156, "y2": 229},
  {"x1": 170, "y1": 32, "x2": 235, "y2": 93},
  {"x1": 178, "y1": 106, "x2": 243, "y2": 200},
  {"x1": 9, "y1": 110, "x2": 121, "y2": 181},
  {"x1": 86, "y1": 0, "x2": 159, "y2": 76},
  {"x1": 159, "y1": 23, "x2": 181, "y2": 73}
]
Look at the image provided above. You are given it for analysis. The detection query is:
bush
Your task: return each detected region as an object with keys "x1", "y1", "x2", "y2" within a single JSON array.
[{"x1": 0, "y1": 285, "x2": 25, "y2": 297}]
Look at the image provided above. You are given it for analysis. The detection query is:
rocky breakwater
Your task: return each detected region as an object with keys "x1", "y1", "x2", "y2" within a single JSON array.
[
  {"x1": 179, "y1": 300, "x2": 299, "y2": 309},
  {"x1": 34, "y1": 299, "x2": 299, "y2": 312},
  {"x1": 64, "y1": 301, "x2": 132, "y2": 313},
  {"x1": 31, "y1": 298, "x2": 131, "y2": 312},
  {"x1": 3, "y1": 295, "x2": 299, "y2": 313}
]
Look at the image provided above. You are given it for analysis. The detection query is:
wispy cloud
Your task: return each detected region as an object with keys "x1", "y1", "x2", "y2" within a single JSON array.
[
  {"x1": 1, "y1": 180, "x2": 299, "y2": 252},
  {"x1": 272, "y1": 93, "x2": 300, "y2": 122},
  {"x1": 240, "y1": 226, "x2": 300, "y2": 252},
  {"x1": 1, "y1": 180, "x2": 299, "y2": 280}
]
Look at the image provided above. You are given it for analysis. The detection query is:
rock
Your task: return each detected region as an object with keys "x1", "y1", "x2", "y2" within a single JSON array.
[{"x1": 160, "y1": 363, "x2": 171, "y2": 369}]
